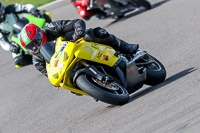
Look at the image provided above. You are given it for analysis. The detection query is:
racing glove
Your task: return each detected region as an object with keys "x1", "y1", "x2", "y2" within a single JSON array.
[
  {"x1": 10, "y1": 44, "x2": 20, "y2": 54},
  {"x1": 31, "y1": 8, "x2": 40, "y2": 17},
  {"x1": 72, "y1": 26, "x2": 85, "y2": 42}
]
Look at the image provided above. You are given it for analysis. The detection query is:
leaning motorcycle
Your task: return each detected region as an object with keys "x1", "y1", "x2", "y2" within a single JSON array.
[
  {"x1": 40, "y1": 37, "x2": 166, "y2": 105},
  {"x1": 73, "y1": 0, "x2": 152, "y2": 20}
]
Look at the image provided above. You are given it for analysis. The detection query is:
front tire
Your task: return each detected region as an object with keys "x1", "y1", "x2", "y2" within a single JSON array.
[{"x1": 76, "y1": 74, "x2": 129, "y2": 105}]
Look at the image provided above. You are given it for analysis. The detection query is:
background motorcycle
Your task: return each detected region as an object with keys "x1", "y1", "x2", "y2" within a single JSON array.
[
  {"x1": 73, "y1": 0, "x2": 152, "y2": 20},
  {"x1": 40, "y1": 37, "x2": 166, "y2": 105}
]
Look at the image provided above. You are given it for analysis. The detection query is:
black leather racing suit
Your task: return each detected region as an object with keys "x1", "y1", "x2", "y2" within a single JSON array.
[
  {"x1": 33, "y1": 19, "x2": 138, "y2": 77},
  {"x1": 0, "y1": 4, "x2": 39, "y2": 67}
]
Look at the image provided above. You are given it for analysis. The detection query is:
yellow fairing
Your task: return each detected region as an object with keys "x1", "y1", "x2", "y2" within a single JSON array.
[{"x1": 46, "y1": 38, "x2": 120, "y2": 95}]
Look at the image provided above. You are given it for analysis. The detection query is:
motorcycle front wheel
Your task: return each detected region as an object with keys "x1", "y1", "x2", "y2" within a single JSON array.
[{"x1": 76, "y1": 74, "x2": 129, "y2": 105}]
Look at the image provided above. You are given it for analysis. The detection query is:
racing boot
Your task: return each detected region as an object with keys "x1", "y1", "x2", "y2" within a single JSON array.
[{"x1": 113, "y1": 37, "x2": 139, "y2": 54}]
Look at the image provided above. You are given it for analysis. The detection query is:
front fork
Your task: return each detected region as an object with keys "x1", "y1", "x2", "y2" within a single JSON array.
[
  {"x1": 73, "y1": 61, "x2": 111, "y2": 84},
  {"x1": 73, "y1": 60, "x2": 125, "y2": 87}
]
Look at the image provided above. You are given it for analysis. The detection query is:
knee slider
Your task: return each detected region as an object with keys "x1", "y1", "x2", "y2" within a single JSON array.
[{"x1": 93, "y1": 27, "x2": 109, "y2": 38}]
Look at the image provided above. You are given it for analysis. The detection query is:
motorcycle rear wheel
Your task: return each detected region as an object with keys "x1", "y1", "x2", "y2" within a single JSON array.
[
  {"x1": 130, "y1": 0, "x2": 152, "y2": 10},
  {"x1": 76, "y1": 74, "x2": 129, "y2": 105},
  {"x1": 145, "y1": 54, "x2": 166, "y2": 85}
]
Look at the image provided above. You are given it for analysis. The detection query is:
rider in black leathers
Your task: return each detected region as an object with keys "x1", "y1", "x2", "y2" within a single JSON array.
[
  {"x1": 20, "y1": 19, "x2": 139, "y2": 77},
  {"x1": 0, "y1": 2, "x2": 40, "y2": 67}
]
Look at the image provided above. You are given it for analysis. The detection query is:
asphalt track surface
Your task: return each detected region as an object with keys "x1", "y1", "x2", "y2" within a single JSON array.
[{"x1": 0, "y1": 0, "x2": 200, "y2": 133}]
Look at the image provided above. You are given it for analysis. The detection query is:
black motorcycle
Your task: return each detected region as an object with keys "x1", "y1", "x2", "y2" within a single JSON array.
[{"x1": 88, "y1": 0, "x2": 152, "y2": 20}]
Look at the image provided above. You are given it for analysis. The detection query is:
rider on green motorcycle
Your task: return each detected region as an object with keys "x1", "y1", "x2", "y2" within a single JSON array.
[
  {"x1": 19, "y1": 19, "x2": 139, "y2": 77},
  {"x1": 0, "y1": 2, "x2": 40, "y2": 68}
]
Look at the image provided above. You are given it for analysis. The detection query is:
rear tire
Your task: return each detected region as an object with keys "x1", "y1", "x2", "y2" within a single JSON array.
[
  {"x1": 131, "y1": 0, "x2": 152, "y2": 10},
  {"x1": 76, "y1": 74, "x2": 129, "y2": 105},
  {"x1": 145, "y1": 55, "x2": 166, "y2": 86}
]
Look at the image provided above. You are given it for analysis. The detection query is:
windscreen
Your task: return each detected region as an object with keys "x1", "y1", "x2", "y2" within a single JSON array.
[{"x1": 40, "y1": 41, "x2": 55, "y2": 63}]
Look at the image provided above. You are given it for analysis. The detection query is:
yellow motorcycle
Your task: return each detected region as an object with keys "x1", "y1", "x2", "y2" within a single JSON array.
[{"x1": 40, "y1": 37, "x2": 166, "y2": 105}]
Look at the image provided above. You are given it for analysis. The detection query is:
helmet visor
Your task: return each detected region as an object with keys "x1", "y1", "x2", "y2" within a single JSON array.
[{"x1": 24, "y1": 31, "x2": 43, "y2": 54}]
